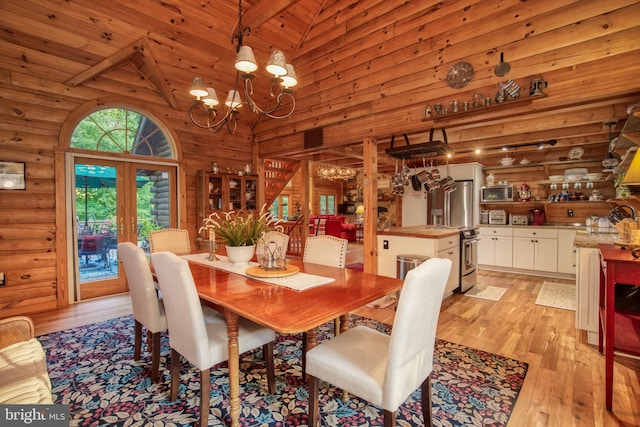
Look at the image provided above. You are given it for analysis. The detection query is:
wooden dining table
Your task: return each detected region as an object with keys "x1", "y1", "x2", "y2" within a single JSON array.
[{"x1": 187, "y1": 257, "x2": 403, "y2": 427}]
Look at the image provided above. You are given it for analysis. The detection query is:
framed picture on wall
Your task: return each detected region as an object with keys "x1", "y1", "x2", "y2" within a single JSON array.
[{"x1": 0, "y1": 161, "x2": 26, "y2": 190}]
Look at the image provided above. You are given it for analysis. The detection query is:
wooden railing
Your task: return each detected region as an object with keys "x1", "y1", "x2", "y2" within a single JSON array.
[{"x1": 283, "y1": 217, "x2": 305, "y2": 258}]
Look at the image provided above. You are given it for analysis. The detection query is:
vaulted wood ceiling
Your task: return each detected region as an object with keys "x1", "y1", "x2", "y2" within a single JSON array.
[{"x1": 3, "y1": 0, "x2": 639, "y2": 174}]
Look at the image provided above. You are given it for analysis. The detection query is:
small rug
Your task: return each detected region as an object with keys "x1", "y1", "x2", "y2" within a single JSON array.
[
  {"x1": 39, "y1": 315, "x2": 528, "y2": 426},
  {"x1": 465, "y1": 285, "x2": 508, "y2": 301},
  {"x1": 345, "y1": 262, "x2": 363, "y2": 271},
  {"x1": 536, "y1": 281, "x2": 576, "y2": 310}
]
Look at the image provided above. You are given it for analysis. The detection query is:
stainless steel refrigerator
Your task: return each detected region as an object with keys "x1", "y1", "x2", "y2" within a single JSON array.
[
  {"x1": 427, "y1": 180, "x2": 475, "y2": 228},
  {"x1": 427, "y1": 180, "x2": 478, "y2": 292}
]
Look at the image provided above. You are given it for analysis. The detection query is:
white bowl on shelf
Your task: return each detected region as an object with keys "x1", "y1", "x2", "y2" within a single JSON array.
[
  {"x1": 565, "y1": 174, "x2": 582, "y2": 183},
  {"x1": 519, "y1": 158, "x2": 530, "y2": 165},
  {"x1": 549, "y1": 175, "x2": 564, "y2": 182},
  {"x1": 585, "y1": 173, "x2": 603, "y2": 181},
  {"x1": 499, "y1": 156, "x2": 514, "y2": 166}
]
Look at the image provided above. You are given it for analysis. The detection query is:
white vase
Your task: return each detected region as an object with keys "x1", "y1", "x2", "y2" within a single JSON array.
[{"x1": 225, "y1": 245, "x2": 255, "y2": 265}]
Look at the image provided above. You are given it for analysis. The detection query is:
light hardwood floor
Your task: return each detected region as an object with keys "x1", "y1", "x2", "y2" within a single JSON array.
[{"x1": 30, "y1": 243, "x2": 639, "y2": 426}]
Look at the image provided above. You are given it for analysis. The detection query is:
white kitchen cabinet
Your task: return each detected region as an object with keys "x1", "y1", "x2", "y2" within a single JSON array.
[
  {"x1": 557, "y1": 229, "x2": 577, "y2": 274},
  {"x1": 512, "y1": 228, "x2": 558, "y2": 272},
  {"x1": 478, "y1": 226, "x2": 513, "y2": 267},
  {"x1": 576, "y1": 247, "x2": 601, "y2": 344},
  {"x1": 438, "y1": 235, "x2": 460, "y2": 294},
  {"x1": 376, "y1": 234, "x2": 458, "y2": 298}
]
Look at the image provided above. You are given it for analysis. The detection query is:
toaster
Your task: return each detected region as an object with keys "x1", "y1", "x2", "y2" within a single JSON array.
[
  {"x1": 488, "y1": 210, "x2": 507, "y2": 225},
  {"x1": 511, "y1": 214, "x2": 529, "y2": 225}
]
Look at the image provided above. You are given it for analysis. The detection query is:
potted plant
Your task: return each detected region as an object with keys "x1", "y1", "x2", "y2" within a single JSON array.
[{"x1": 200, "y1": 205, "x2": 283, "y2": 264}]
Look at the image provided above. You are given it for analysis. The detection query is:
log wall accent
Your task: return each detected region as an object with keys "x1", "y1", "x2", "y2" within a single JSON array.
[{"x1": 0, "y1": 0, "x2": 639, "y2": 317}]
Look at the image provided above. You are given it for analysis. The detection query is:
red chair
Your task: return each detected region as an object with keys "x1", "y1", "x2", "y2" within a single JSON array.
[{"x1": 79, "y1": 234, "x2": 107, "y2": 266}]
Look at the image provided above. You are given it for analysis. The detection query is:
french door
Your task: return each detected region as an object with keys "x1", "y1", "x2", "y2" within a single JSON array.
[{"x1": 73, "y1": 158, "x2": 176, "y2": 300}]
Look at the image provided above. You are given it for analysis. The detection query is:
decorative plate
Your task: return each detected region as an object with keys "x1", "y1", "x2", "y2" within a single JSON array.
[
  {"x1": 447, "y1": 62, "x2": 474, "y2": 89},
  {"x1": 568, "y1": 147, "x2": 584, "y2": 160}
]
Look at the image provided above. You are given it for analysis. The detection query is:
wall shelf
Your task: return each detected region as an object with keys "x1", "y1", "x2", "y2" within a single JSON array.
[{"x1": 424, "y1": 93, "x2": 547, "y2": 123}]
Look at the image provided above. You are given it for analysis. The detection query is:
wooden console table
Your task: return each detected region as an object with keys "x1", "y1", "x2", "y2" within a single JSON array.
[{"x1": 598, "y1": 243, "x2": 640, "y2": 411}]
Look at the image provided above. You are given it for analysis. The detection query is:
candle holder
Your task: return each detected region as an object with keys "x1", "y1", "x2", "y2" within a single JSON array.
[{"x1": 207, "y1": 239, "x2": 219, "y2": 261}]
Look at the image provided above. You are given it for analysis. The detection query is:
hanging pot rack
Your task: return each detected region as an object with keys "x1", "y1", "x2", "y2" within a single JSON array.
[{"x1": 385, "y1": 128, "x2": 453, "y2": 159}]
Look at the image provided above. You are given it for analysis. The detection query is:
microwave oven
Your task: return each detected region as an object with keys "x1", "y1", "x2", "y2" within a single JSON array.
[{"x1": 481, "y1": 184, "x2": 514, "y2": 202}]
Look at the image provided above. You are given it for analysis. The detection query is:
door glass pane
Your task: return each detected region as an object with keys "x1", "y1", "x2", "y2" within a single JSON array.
[
  {"x1": 320, "y1": 195, "x2": 327, "y2": 214},
  {"x1": 136, "y1": 168, "x2": 173, "y2": 253},
  {"x1": 282, "y1": 196, "x2": 289, "y2": 220},
  {"x1": 328, "y1": 195, "x2": 336, "y2": 214},
  {"x1": 270, "y1": 199, "x2": 279, "y2": 218},
  {"x1": 75, "y1": 164, "x2": 118, "y2": 283}
]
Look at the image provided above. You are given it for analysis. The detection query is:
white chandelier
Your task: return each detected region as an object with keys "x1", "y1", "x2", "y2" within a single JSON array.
[
  {"x1": 188, "y1": 0, "x2": 297, "y2": 134},
  {"x1": 316, "y1": 164, "x2": 357, "y2": 181}
]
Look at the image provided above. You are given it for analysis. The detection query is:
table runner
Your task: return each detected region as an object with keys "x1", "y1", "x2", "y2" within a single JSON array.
[{"x1": 182, "y1": 253, "x2": 335, "y2": 291}]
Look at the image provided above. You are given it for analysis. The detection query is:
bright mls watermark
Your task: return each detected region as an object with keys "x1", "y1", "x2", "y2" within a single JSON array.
[{"x1": 1, "y1": 405, "x2": 68, "y2": 426}]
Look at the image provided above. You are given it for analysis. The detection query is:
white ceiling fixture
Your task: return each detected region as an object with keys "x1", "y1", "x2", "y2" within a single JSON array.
[{"x1": 188, "y1": 0, "x2": 297, "y2": 134}]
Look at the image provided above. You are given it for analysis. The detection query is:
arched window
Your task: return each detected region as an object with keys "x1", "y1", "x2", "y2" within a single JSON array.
[{"x1": 70, "y1": 108, "x2": 173, "y2": 158}]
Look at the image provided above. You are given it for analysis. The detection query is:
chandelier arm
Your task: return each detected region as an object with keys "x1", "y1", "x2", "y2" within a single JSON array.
[
  {"x1": 241, "y1": 78, "x2": 295, "y2": 119},
  {"x1": 188, "y1": 101, "x2": 239, "y2": 133}
]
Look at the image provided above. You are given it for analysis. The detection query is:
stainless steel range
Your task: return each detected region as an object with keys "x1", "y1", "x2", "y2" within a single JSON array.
[{"x1": 459, "y1": 228, "x2": 478, "y2": 293}]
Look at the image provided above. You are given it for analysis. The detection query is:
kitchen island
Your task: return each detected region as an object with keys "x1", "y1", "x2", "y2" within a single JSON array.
[{"x1": 377, "y1": 226, "x2": 461, "y2": 296}]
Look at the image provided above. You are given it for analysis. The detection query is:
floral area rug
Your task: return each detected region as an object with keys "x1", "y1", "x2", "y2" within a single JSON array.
[{"x1": 39, "y1": 315, "x2": 528, "y2": 426}]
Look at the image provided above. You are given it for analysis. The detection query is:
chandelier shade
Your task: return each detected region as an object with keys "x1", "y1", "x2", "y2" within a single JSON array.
[
  {"x1": 203, "y1": 88, "x2": 219, "y2": 107},
  {"x1": 187, "y1": 0, "x2": 297, "y2": 133},
  {"x1": 266, "y1": 50, "x2": 288, "y2": 77},
  {"x1": 225, "y1": 90, "x2": 243, "y2": 109},
  {"x1": 189, "y1": 77, "x2": 209, "y2": 98},
  {"x1": 235, "y1": 45, "x2": 258, "y2": 73},
  {"x1": 281, "y1": 64, "x2": 298, "y2": 88}
]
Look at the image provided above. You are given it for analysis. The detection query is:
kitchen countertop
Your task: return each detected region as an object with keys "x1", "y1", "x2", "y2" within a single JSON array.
[
  {"x1": 378, "y1": 226, "x2": 460, "y2": 238},
  {"x1": 574, "y1": 231, "x2": 618, "y2": 248}
]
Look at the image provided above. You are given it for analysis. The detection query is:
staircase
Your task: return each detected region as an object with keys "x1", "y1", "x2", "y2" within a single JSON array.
[{"x1": 263, "y1": 159, "x2": 299, "y2": 206}]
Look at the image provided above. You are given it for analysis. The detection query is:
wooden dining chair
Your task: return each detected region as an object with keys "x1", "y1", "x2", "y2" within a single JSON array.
[
  {"x1": 306, "y1": 257, "x2": 452, "y2": 427},
  {"x1": 148, "y1": 228, "x2": 191, "y2": 255},
  {"x1": 117, "y1": 242, "x2": 167, "y2": 381},
  {"x1": 151, "y1": 251, "x2": 276, "y2": 427}
]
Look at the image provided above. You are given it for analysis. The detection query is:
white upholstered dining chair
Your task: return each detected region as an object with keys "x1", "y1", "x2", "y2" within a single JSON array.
[
  {"x1": 306, "y1": 257, "x2": 452, "y2": 427},
  {"x1": 117, "y1": 242, "x2": 167, "y2": 381},
  {"x1": 151, "y1": 251, "x2": 276, "y2": 427},
  {"x1": 148, "y1": 228, "x2": 191, "y2": 255},
  {"x1": 303, "y1": 235, "x2": 347, "y2": 268}
]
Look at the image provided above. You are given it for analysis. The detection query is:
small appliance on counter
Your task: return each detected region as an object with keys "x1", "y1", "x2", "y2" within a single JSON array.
[
  {"x1": 529, "y1": 208, "x2": 545, "y2": 225},
  {"x1": 510, "y1": 214, "x2": 529, "y2": 225},
  {"x1": 489, "y1": 209, "x2": 508, "y2": 225},
  {"x1": 480, "y1": 210, "x2": 490, "y2": 224}
]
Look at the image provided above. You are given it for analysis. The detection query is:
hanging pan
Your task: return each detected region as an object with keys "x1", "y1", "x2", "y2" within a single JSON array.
[{"x1": 494, "y1": 52, "x2": 510, "y2": 77}]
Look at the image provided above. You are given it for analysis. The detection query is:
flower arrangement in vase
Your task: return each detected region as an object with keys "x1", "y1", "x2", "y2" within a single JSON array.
[{"x1": 200, "y1": 205, "x2": 283, "y2": 264}]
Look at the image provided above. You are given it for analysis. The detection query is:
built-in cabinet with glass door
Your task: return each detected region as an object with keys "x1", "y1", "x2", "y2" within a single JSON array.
[{"x1": 196, "y1": 170, "x2": 258, "y2": 228}]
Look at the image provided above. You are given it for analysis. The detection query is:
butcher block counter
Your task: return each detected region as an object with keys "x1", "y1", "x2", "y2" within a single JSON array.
[
  {"x1": 378, "y1": 226, "x2": 460, "y2": 239},
  {"x1": 377, "y1": 226, "x2": 460, "y2": 296}
]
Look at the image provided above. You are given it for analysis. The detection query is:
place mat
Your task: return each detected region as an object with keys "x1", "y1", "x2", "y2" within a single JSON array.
[
  {"x1": 182, "y1": 253, "x2": 334, "y2": 291},
  {"x1": 246, "y1": 264, "x2": 299, "y2": 278}
]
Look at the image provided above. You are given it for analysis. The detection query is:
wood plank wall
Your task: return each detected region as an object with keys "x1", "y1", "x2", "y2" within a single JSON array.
[{"x1": 0, "y1": 74, "x2": 253, "y2": 318}]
